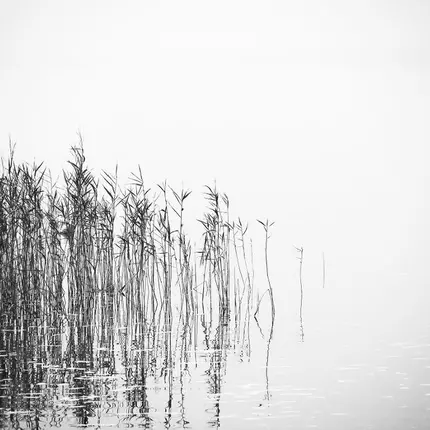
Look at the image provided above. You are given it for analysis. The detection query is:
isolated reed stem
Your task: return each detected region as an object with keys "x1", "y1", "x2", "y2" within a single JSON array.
[{"x1": 257, "y1": 219, "x2": 275, "y2": 319}]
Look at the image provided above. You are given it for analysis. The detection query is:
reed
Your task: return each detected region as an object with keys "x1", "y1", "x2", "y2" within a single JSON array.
[
  {"x1": 254, "y1": 219, "x2": 275, "y2": 321},
  {"x1": 0, "y1": 143, "x2": 273, "y2": 354},
  {"x1": 0, "y1": 145, "x2": 46, "y2": 328},
  {"x1": 295, "y1": 246, "x2": 304, "y2": 341},
  {"x1": 1, "y1": 138, "x2": 279, "y2": 427},
  {"x1": 198, "y1": 186, "x2": 232, "y2": 315}
]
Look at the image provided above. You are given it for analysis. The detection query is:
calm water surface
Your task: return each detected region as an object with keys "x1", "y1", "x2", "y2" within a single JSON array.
[{"x1": 1, "y1": 283, "x2": 429, "y2": 429}]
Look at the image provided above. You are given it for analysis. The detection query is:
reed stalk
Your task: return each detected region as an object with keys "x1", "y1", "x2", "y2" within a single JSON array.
[
  {"x1": 255, "y1": 219, "x2": 275, "y2": 320},
  {"x1": 1, "y1": 142, "x2": 275, "y2": 377}
]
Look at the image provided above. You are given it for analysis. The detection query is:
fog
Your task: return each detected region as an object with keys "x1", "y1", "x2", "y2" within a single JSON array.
[{"x1": 1, "y1": 0, "x2": 429, "y2": 292}]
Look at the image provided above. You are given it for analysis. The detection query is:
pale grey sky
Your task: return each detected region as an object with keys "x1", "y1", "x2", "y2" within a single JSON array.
[{"x1": 1, "y1": 0, "x2": 429, "y2": 290}]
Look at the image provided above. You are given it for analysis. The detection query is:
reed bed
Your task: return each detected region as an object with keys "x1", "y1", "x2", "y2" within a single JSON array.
[
  {"x1": 0, "y1": 142, "x2": 276, "y2": 426},
  {"x1": 0, "y1": 143, "x2": 272, "y2": 342}
]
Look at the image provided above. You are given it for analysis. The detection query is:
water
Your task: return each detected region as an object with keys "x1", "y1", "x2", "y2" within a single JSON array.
[{"x1": 1, "y1": 282, "x2": 429, "y2": 429}]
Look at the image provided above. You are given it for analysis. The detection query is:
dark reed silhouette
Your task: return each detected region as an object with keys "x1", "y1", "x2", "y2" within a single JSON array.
[{"x1": 0, "y1": 141, "x2": 276, "y2": 428}]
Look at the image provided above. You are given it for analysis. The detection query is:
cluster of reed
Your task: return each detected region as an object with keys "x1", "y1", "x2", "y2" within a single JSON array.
[
  {"x1": 0, "y1": 141, "x2": 278, "y2": 429},
  {"x1": 0, "y1": 143, "x2": 273, "y2": 337}
]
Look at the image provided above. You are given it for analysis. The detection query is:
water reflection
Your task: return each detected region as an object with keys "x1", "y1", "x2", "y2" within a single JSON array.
[
  {"x1": 0, "y1": 302, "x2": 269, "y2": 429},
  {"x1": 2, "y1": 291, "x2": 430, "y2": 429}
]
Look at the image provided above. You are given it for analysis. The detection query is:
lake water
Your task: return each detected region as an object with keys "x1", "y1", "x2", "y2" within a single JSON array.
[{"x1": 1, "y1": 281, "x2": 429, "y2": 429}]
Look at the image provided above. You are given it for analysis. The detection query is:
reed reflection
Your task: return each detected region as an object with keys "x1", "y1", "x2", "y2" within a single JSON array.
[{"x1": 0, "y1": 305, "x2": 272, "y2": 428}]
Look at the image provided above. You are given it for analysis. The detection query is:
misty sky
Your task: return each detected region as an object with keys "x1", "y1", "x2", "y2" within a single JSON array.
[{"x1": 1, "y1": 0, "x2": 429, "y2": 291}]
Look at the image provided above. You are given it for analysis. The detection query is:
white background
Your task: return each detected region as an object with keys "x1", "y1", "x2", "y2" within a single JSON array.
[{"x1": 1, "y1": 0, "x2": 429, "y2": 294}]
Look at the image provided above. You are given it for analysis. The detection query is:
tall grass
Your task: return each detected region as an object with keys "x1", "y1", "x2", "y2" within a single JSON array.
[
  {"x1": 0, "y1": 143, "x2": 277, "y2": 426},
  {"x1": 0, "y1": 143, "x2": 274, "y2": 344},
  {"x1": 295, "y1": 246, "x2": 304, "y2": 341}
]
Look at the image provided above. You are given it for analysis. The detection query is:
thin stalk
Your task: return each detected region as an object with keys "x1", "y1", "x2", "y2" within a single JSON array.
[{"x1": 257, "y1": 219, "x2": 275, "y2": 320}]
